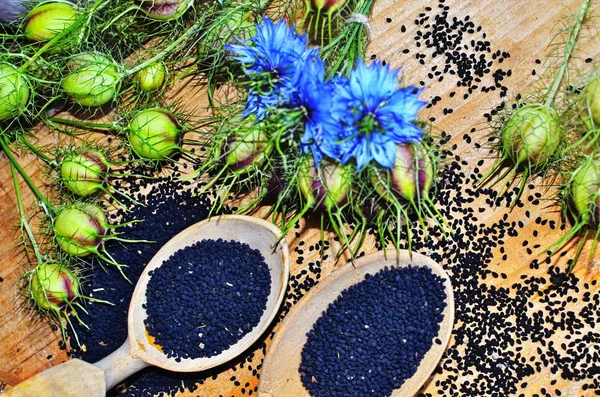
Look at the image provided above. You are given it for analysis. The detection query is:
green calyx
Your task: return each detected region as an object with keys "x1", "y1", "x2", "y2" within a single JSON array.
[
  {"x1": 23, "y1": 1, "x2": 77, "y2": 43},
  {"x1": 53, "y1": 203, "x2": 108, "y2": 257},
  {"x1": 127, "y1": 108, "x2": 182, "y2": 160},
  {"x1": 501, "y1": 103, "x2": 562, "y2": 167},
  {"x1": 60, "y1": 149, "x2": 110, "y2": 196},
  {"x1": 298, "y1": 156, "x2": 353, "y2": 211},
  {"x1": 62, "y1": 53, "x2": 121, "y2": 107},
  {"x1": 0, "y1": 63, "x2": 30, "y2": 121},
  {"x1": 135, "y1": 61, "x2": 166, "y2": 91},
  {"x1": 30, "y1": 263, "x2": 80, "y2": 312}
]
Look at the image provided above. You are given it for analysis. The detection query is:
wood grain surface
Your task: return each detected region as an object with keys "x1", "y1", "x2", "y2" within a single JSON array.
[{"x1": 1, "y1": 0, "x2": 600, "y2": 396}]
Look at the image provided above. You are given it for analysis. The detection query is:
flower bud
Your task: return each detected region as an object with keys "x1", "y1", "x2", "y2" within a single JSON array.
[
  {"x1": 128, "y1": 108, "x2": 182, "y2": 160},
  {"x1": 0, "y1": 63, "x2": 30, "y2": 121},
  {"x1": 501, "y1": 104, "x2": 561, "y2": 166},
  {"x1": 224, "y1": 124, "x2": 271, "y2": 172},
  {"x1": 371, "y1": 143, "x2": 434, "y2": 203},
  {"x1": 62, "y1": 53, "x2": 120, "y2": 107},
  {"x1": 23, "y1": 1, "x2": 77, "y2": 42},
  {"x1": 570, "y1": 158, "x2": 600, "y2": 225},
  {"x1": 138, "y1": 0, "x2": 193, "y2": 20},
  {"x1": 298, "y1": 156, "x2": 353, "y2": 210},
  {"x1": 54, "y1": 203, "x2": 108, "y2": 257},
  {"x1": 135, "y1": 61, "x2": 166, "y2": 91},
  {"x1": 60, "y1": 149, "x2": 109, "y2": 196},
  {"x1": 580, "y1": 76, "x2": 600, "y2": 128},
  {"x1": 30, "y1": 263, "x2": 80, "y2": 312}
]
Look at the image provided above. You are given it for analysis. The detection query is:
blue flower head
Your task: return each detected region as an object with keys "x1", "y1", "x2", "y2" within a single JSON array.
[
  {"x1": 225, "y1": 17, "x2": 310, "y2": 120},
  {"x1": 327, "y1": 60, "x2": 426, "y2": 170},
  {"x1": 287, "y1": 52, "x2": 338, "y2": 164}
]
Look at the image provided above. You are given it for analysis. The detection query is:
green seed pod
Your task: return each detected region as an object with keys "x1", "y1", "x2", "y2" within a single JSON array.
[
  {"x1": 30, "y1": 263, "x2": 80, "y2": 312},
  {"x1": 54, "y1": 203, "x2": 108, "y2": 257},
  {"x1": 0, "y1": 63, "x2": 30, "y2": 121},
  {"x1": 580, "y1": 76, "x2": 600, "y2": 129},
  {"x1": 224, "y1": 120, "x2": 272, "y2": 172},
  {"x1": 570, "y1": 157, "x2": 600, "y2": 225},
  {"x1": 305, "y1": 0, "x2": 346, "y2": 15},
  {"x1": 298, "y1": 156, "x2": 353, "y2": 211},
  {"x1": 371, "y1": 143, "x2": 435, "y2": 203},
  {"x1": 62, "y1": 53, "x2": 121, "y2": 107},
  {"x1": 128, "y1": 108, "x2": 182, "y2": 160},
  {"x1": 135, "y1": 61, "x2": 166, "y2": 91},
  {"x1": 501, "y1": 103, "x2": 561, "y2": 167},
  {"x1": 60, "y1": 149, "x2": 110, "y2": 196},
  {"x1": 139, "y1": 0, "x2": 193, "y2": 20},
  {"x1": 23, "y1": 1, "x2": 77, "y2": 42}
]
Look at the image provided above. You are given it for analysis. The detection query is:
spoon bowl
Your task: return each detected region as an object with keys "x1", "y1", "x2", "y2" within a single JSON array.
[
  {"x1": 258, "y1": 250, "x2": 454, "y2": 397},
  {"x1": 8, "y1": 215, "x2": 290, "y2": 397}
]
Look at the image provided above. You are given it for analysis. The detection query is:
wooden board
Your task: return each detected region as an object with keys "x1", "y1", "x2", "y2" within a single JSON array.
[{"x1": 1, "y1": 0, "x2": 600, "y2": 396}]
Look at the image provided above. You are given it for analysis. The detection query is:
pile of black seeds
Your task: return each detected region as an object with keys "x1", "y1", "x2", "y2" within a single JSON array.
[
  {"x1": 144, "y1": 238, "x2": 271, "y2": 361},
  {"x1": 67, "y1": 177, "x2": 224, "y2": 396},
  {"x1": 299, "y1": 266, "x2": 447, "y2": 397}
]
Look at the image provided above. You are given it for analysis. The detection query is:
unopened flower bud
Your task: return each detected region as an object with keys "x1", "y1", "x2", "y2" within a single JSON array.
[
  {"x1": 60, "y1": 149, "x2": 109, "y2": 196},
  {"x1": 0, "y1": 63, "x2": 29, "y2": 121},
  {"x1": 501, "y1": 104, "x2": 561, "y2": 166},
  {"x1": 54, "y1": 203, "x2": 108, "y2": 257},
  {"x1": 128, "y1": 108, "x2": 182, "y2": 160},
  {"x1": 30, "y1": 263, "x2": 80, "y2": 312},
  {"x1": 23, "y1": 1, "x2": 76, "y2": 42}
]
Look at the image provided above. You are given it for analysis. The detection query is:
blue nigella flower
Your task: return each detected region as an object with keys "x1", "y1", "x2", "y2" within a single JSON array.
[
  {"x1": 327, "y1": 60, "x2": 426, "y2": 171},
  {"x1": 225, "y1": 17, "x2": 311, "y2": 120},
  {"x1": 290, "y1": 52, "x2": 337, "y2": 164}
]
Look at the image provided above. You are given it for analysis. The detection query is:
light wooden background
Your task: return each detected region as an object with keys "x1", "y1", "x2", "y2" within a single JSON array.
[{"x1": 1, "y1": 0, "x2": 600, "y2": 396}]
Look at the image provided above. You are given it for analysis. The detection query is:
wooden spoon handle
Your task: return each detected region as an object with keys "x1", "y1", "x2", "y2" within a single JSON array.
[{"x1": 4, "y1": 359, "x2": 106, "y2": 397}]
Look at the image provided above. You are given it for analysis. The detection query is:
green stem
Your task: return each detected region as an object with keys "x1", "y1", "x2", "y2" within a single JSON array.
[
  {"x1": 46, "y1": 117, "x2": 121, "y2": 131},
  {"x1": 18, "y1": 135, "x2": 54, "y2": 165},
  {"x1": 544, "y1": 0, "x2": 591, "y2": 107},
  {"x1": 0, "y1": 136, "x2": 56, "y2": 213},
  {"x1": 123, "y1": 19, "x2": 206, "y2": 77},
  {"x1": 10, "y1": 162, "x2": 43, "y2": 264}
]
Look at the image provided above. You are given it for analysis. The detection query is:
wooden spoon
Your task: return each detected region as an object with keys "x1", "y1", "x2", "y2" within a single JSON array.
[
  {"x1": 7, "y1": 215, "x2": 290, "y2": 397},
  {"x1": 258, "y1": 250, "x2": 454, "y2": 397}
]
